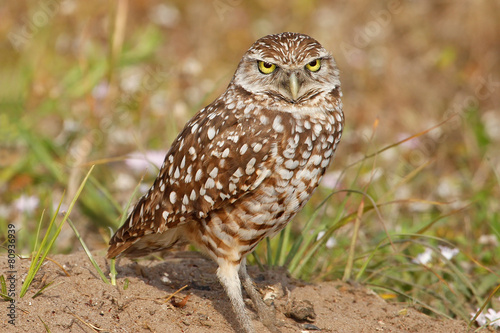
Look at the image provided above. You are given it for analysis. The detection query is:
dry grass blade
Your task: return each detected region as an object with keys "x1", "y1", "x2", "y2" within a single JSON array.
[
  {"x1": 44, "y1": 257, "x2": 70, "y2": 277},
  {"x1": 164, "y1": 284, "x2": 189, "y2": 303},
  {"x1": 343, "y1": 200, "x2": 364, "y2": 282},
  {"x1": 108, "y1": 0, "x2": 128, "y2": 83},
  {"x1": 171, "y1": 294, "x2": 191, "y2": 308},
  {"x1": 65, "y1": 306, "x2": 105, "y2": 332},
  {"x1": 362, "y1": 115, "x2": 458, "y2": 161}
]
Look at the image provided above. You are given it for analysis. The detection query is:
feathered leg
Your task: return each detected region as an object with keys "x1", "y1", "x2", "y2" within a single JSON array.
[{"x1": 217, "y1": 260, "x2": 254, "y2": 333}]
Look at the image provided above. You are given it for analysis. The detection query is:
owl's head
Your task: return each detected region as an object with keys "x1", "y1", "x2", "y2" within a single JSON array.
[{"x1": 232, "y1": 32, "x2": 341, "y2": 107}]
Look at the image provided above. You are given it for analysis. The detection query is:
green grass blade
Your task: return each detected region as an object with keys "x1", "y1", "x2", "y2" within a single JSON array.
[
  {"x1": 33, "y1": 209, "x2": 45, "y2": 257},
  {"x1": 273, "y1": 228, "x2": 286, "y2": 266},
  {"x1": 67, "y1": 218, "x2": 109, "y2": 284},
  {"x1": 110, "y1": 258, "x2": 117, "y2": 286},
  {"x1": 20, "y1": 165, "x2": 94, "y2": 297},
  {"x1": 88, "y1": 175, "x2": 123, "y2": 214},
  {"x1": 252, "y1": 251, "x2": 265, "y2": 271},
  {"x1": 38, "y1": 315, "x2": 51, "y2": 333},
  {"x1": 0, "y1": 275, "x2": 6, "y2": 295},
  {"x1": 285, "y1": 192, "x2": 335, "y2": 270},
  {"x1": 0, "y1": 275, "x2": 13, "y2": 301},
  {"x1": 266, "y1": 237, "x2": 272, "y2": 267},
  {"x1": 32, "y1": 281, "x2": 55, "y2": 299},
  {"x1": 117, "y1": 174, "x2": 145, "y2": 227},
  {"x1": 20, "y1": 196, "x2": 63, "y2": 298}
]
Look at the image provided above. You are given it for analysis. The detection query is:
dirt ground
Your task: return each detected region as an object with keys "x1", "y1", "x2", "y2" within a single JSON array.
[{"x1": 1, "y1": 252, "x2": 472, "y2": 332}]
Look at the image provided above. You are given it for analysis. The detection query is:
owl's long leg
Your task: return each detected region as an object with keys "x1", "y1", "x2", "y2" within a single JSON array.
[
  {"x1": 217, "y1": 260, "x2": 254, "y2": 333},
  {"x1": 239, "y1": 259, "x2": 281, "y2": 333}
]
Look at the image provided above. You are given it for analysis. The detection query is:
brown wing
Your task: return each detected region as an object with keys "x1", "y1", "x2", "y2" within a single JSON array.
[{"x1": 107, "y1": 100, "x2": 277, "y2": 258}]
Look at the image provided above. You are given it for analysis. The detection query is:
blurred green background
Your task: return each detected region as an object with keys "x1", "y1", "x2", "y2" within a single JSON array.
[{"x1": 1, "y1": 0, "x2": 499, "y2": 324}]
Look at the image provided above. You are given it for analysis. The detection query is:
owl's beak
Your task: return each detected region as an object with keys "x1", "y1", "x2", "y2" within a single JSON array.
[{"x1": 289, "y1": 72, "x2": 300, "y2": 101}]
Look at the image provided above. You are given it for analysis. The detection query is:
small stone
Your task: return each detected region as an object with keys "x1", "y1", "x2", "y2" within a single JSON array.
[
  {"x1": 304, "y1": 323, "x2": 321, "y2": 330},
  {"x1": 285, "y1": 299, "x2": 316, "y2": 322}
]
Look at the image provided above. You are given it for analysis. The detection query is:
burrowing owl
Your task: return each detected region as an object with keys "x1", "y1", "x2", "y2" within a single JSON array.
[{"x1": 108, "y1": 32, "x2": 344, "y2": 333}]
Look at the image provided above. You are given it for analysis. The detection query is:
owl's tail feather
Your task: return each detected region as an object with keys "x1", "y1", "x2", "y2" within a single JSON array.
[{"x1": 107, "y1": 226, "x2": 186, "y2": 259}]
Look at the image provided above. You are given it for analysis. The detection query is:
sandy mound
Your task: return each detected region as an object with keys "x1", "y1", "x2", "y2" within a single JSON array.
[{"x1": 1, "y1": 252, "x2": 471, "y2": 332}]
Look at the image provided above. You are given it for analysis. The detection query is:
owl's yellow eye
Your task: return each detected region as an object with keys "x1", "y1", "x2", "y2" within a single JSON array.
[
  {"x1": 305, "y1": 59, "x2": 321, "y2": 72},
  {"x1": 258, "y1": 61, "x2": 277, "y2": 74}
]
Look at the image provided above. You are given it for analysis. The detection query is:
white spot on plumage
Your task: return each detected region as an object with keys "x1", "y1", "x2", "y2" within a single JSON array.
[
  {"x1": 272, "y1": 116, "x2": 284, "y2": 132},
  {"x1": 334, "y1": 111, "x2": 343, "y2": 122},
  {"x1": 195, "y1": 169, "x2": 203, "y2": 181},
  {"x1": 311, "y1": 155, "x2": 322, "y2": 166},
  {"x1": 245, "y1": 157, "x2": 256, "y2": 175},
  {"x1": 208, "y1": 127, "x2": 216, "y2": 140},
  {"x1": 191, "y1": 123, "x2": 199, "y2": 134},
  {"x1": 205, "y1": 178, "x2": 215, "y2": 189},
  {"x1": 278, "y1": 168, "x2": 294, "y2": 180},
  {"x1": 169, "y1": 191, "x2": 177, "y2": 204},
  {"x1": 233, "y1": 168, "x2": 244, "y2": 178},
  {"x1": 204, "y1": 195, "x2": 215, "y2": 205},
  {"x1": 210, "y1": 167, "x2": 219, "y2": 178},
  {"x1": 162, "y1": 211, "x2": 169, "y2": 220},
  {"x1": 283, "y1": 147, "x2": 295, "y2": 159},
  {"x1": 285, "y1": 159, "x2": 299, "y2": 169},
  {"x1": 260, "y1": 115, "x2": 269, "y2": 125},
  {"x1": 240, "y1": 144, "x2": 248, "y2": 155}
]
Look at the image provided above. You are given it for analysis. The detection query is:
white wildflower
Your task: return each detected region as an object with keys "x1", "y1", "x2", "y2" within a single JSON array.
[
  {"x1": 438, "y1": 245, "x2": 459, "y2": 260},
  {"x1": 485, "y1": 308, "x2": 500, "y2": 328},
  {"x1": 325, "y1": 236, "x2": 337, "y2": 249},
  {"x1": 315, "y1": 231, "x2": 336, "y2": 249},
  {"x1": 125, "y1": 150, "x2": 166, "y2": 174},
  {"x1": 149, "y1": 4, "x2": 180, "y2": 28},
  {"x1": 412, "y1": 248, "x2": 433, "y2": 265},
  {"x1": 471, "y1": 308, "x2": 500, "y2": 328},
  {"x1": 14, "y1": 195, "x2": 39, "y2": 214},
  {"x1": 320, "y1": 170, "x2": 342, "y2": 190},
  {"x1": 478, "y1": 234, "x2": 499, "y2": 246}
]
